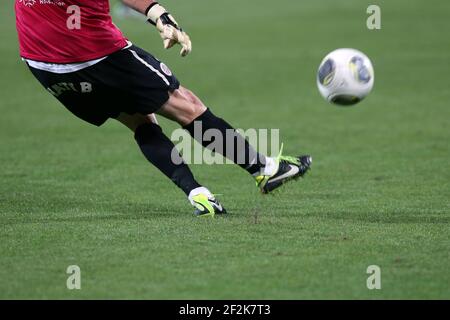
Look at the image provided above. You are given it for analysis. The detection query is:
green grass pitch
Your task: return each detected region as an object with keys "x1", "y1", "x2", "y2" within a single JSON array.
[{"x1": 0, "y1": 0, "x2": 449, "y2": 299}]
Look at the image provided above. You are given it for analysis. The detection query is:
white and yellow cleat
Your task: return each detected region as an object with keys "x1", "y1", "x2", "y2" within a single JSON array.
[{"x1": 188, "y1": 187, "x2": 226, "y2": 217}]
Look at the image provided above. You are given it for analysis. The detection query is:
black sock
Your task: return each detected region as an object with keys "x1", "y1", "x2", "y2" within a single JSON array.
[
  {"x1": 183, "y1": 109, "x2": 266, "y2": 175},
  {"x1": 135, "y1": 123, "x2": 201, "y2": 196}
]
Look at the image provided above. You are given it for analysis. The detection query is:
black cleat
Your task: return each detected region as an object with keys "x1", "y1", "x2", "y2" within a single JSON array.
[{"x1": 256, "y1": 151, "x2": 312, "y2": 194}]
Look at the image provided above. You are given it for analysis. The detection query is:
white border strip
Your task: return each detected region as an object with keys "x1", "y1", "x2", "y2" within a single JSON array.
[
  {"x1": 25, "y1": 57, "x2": 107, "y2": 74},
  {"x1": 129, "y1": 49, "x2": 170, "y2": 86}
]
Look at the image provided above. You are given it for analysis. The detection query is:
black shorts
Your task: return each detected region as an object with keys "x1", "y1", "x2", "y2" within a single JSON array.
[{"x1": 28, "y1": 45, "x2": 180, "y2": 126}]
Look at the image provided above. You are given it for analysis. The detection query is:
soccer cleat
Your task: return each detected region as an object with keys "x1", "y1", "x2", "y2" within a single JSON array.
[
  {"x1": 188, "y1": 187, "x2": 227, "y2": 217},
  {"x1": 255, "y1": 145, "x2": 312, "y2": 194}
]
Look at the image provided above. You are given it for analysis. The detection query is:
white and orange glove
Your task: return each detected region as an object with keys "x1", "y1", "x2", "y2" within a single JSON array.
[{"x1": 146, "y1": 2, "x2": 192, "y2": 57}]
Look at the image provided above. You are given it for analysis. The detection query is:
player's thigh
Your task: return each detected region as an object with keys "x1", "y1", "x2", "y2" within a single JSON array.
[
  {"x1": 176, "y1": 86, "x2": 206, "y2": 106},
  {"x1": 156, "y1": 86, "x2": 207, "y2": 126},
  {"x1": 27, "y1": 66, "x2": 115, "y2": 126}
]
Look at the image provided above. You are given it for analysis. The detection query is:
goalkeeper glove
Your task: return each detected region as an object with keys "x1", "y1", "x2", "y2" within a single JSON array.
[{"x1": 146, "y1": 2, "x2": 192, "y2": 57}]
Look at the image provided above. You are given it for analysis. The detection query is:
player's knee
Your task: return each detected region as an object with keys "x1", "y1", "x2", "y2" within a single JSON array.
[
  {"x1": 179, "y1": 86, "x2": 205, "y2": 107},
  {"x1": 169, "y1": 93, "x2": 206, "y2": 125},
  {"x1": 183, "y1": 89, "x2": 198, "y2": 104},
  {"x1": 181, "y1": 102, "x2": 206, "y2": 125},
  {"x1": 116, "y1": 113, "x2": 155, "y2": 132},
  {"x1": 159, "y1": 89, "x2": 207, "y2": 126}
]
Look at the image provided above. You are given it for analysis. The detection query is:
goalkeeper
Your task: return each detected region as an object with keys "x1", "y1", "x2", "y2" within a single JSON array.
[{"x1": 15, "y1": 0, "x2": 312, "y2": 216}]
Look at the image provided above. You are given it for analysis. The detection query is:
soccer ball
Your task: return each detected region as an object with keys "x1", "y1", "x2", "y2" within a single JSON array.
[{"x1": 317, "y1": 48, "x2": 374, "y2": 106}]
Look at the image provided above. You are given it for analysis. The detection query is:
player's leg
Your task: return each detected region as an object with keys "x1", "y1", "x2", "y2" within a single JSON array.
[
  {"x1": 115, "y1": 112, "x2": 226, "y2": 217},
  {"x1": 157, "y1": 86, "x2": 270, "y2": 176},
  {"x1": 25, "y1": 60, "x2": 225, "y2": 217},
  {"x1": 98, "y1": 45, "x2": 227, "y2": 216},
  {"x1": 157, "y1": 86, "x2": 313, "y2": 193}
]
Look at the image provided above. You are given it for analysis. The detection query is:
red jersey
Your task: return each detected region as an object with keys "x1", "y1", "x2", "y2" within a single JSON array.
[{"x1": 15, "y1": 0, "x2": 128, "y2": 63}]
